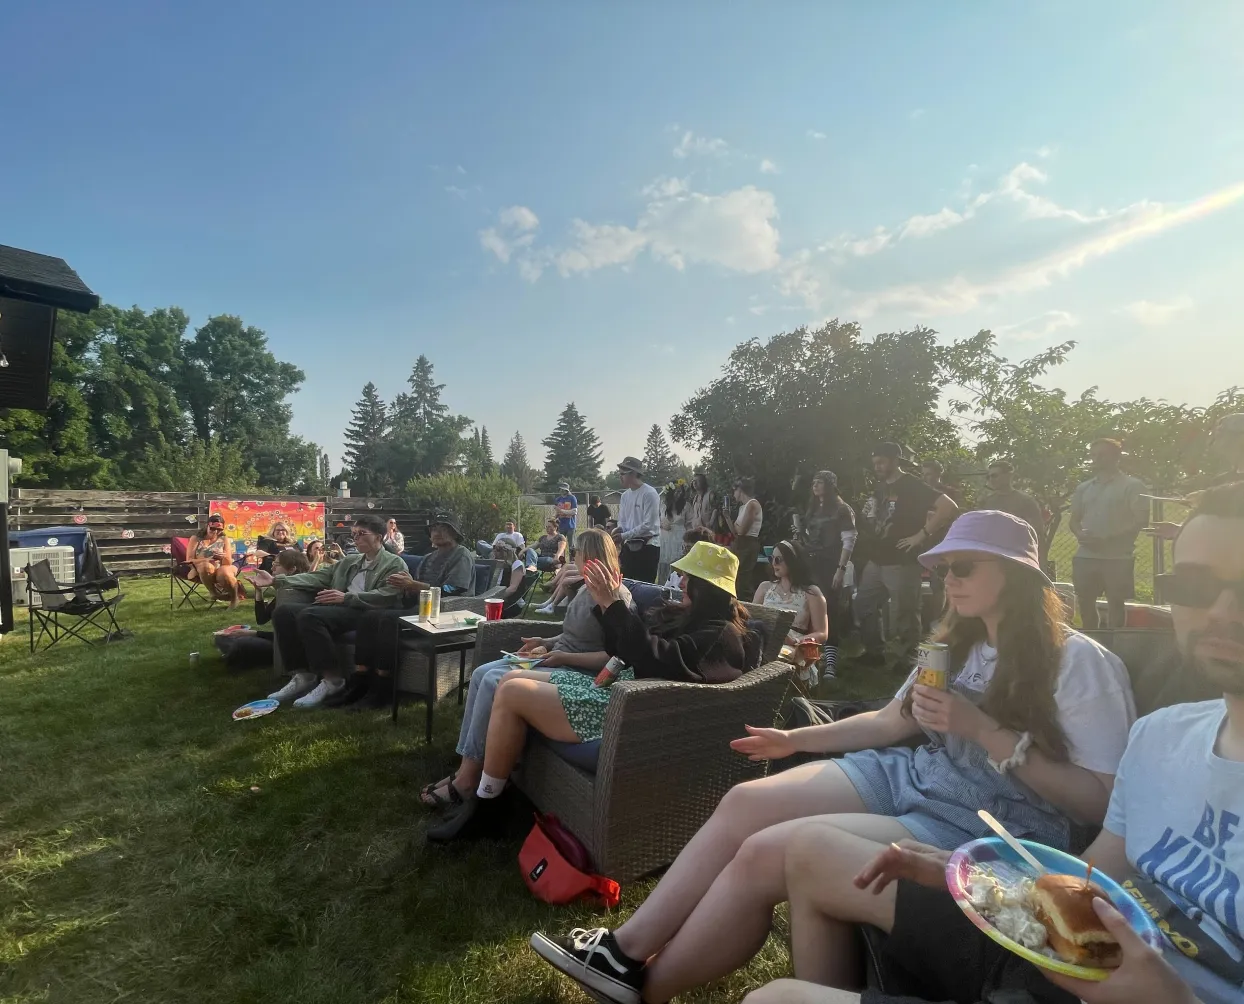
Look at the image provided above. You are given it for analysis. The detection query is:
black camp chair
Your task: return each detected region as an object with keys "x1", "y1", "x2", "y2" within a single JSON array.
[{"x1": 26, "y1": 559, "x2": 127, "y2": 654}]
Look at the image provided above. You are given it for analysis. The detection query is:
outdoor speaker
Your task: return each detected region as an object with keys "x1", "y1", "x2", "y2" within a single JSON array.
[{"x1": 0, "y1": 296, "x2": 56, "y2": 412}]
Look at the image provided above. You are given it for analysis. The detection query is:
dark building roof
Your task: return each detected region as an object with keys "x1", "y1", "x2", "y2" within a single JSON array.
[{"x1": 0, "y1": 244, "x2": 99, "y2": 313}]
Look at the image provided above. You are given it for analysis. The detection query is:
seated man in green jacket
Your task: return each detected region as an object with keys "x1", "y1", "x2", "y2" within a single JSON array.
[{"x1": 255, "y1": 513, "x2": 408, "y2": 708}]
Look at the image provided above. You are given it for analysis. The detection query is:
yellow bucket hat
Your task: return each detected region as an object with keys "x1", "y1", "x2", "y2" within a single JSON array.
[{"x1": 671, "y1": 540, "x2": 739, "y2": 595}]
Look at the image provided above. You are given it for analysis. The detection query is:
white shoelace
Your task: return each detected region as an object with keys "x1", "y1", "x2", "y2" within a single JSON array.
[{"x1": 569, "y1": 927, "x2": 610, "y2": 978}]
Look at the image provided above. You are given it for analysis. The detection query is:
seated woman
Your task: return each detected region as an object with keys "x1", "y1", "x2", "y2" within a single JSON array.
[
  {"x1": 753, "y1": 539, "x2": 830, "y2": 689},
  {"x1": 255, "y1": 521, "x2": 298, "y2": 573},
  {"x1": 534, "y1": 518, "x2": 568, "y2": 572},
  {"x1": 186, "y1": 513, "x2": 245, "y2": 608},
  {"x1": 419, "y1": 528, "x2": 632, "y2": 810},
  {"x1": 383, "y1": 518, "x2": 405, "y2": 555},
  {"x1": 428, "y1": 540, "x2": 762, "y2": 843},
  {"x1": 534, "y1": 553, "x2": 587, "y2": 615},
  {"x1": 304, "y1": 538, "x2": 326, "y2": 571},
  {"x1": 492, "y1": 540, "x2": 536, "y2": 617},
  {"x1": 531, "y1": 510, "x2": 1138, "y2": 1004}
]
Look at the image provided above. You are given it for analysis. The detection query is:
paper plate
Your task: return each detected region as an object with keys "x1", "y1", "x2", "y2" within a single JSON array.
[
  {"x1": 946, "y1": 837, "x2": 1164, "y2": 981},
  {"x1": 232, "y1": 699, "x2": 279, "y2": 722},
  {"x1": 501, "y1": 651, "x2": 542, "y2": 667}
]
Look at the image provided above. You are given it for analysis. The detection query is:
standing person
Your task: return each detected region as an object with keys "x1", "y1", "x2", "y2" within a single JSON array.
[
  {"x1": 919, "y1": 460, "x2": 965, "y2": 509},
  {"x1": 259, "y1": 514, "x2": 407, "y2": 708},
  {"x1": 613, "y1": 456, "x2": 662, "y2": 583},
  {"x1": 586, "y1": 495, "x2": 611, "y2": 529},
  {"x1": 383, "y1": 518, "x2": 405, "y2": 554},
  {"x1": 1069, "y1": 438, "x2": 1150, "y2": 630},
  {"x1": 185, "y1": 512, "x2": 244, "y2": 608},
  {"x1": 730, "y1": 476, "x2": 764, "y2": 600},
  {"x1": 553, "y1": 483, "x2": 578, "y2": 549},
  {"x1": 978, "y1": 460, "x2": 1045, "y2": 541},
  {"x1": 658, "y1": 482, "x2": 688, "y2": 583},
  {"x1": 856, "y1": 444, "x2": 958, "y2": 667},
  {"x1": 683, "y1": 472, "x2": 716, "y2": 537},
  {"x1": 800, "y1": 471, "x2": 857, "y2": 676}
]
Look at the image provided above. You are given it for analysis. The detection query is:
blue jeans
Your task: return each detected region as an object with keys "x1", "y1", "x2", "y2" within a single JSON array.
[
  {"x1": 536, "y1": 555, "x2": 559, "y2": 571},
  {"x1": 456, "y1": 659, "x2": 511, "y2": 761}
]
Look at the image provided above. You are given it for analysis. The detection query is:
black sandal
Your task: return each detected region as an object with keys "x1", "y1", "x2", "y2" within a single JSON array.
[{"x1": 419, "y1": 774, "x2": 462, "y2": 809}]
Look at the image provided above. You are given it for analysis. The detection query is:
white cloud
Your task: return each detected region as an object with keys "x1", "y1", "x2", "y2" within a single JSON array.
[
  {"x1": 456, "y1": 164, "x2": 467, "y2": 175},
  {"x1": 555, "y1": 220, "x2": 647, "y2": 275},
  {"x1": 759, "y1": 158, "x2": 780, "y2": 174},
  {"x1": 642, "y1": 176, "x2": 689, "y2": 199},
  {"x1": 1119, "y1": 296, "x2": 1194, "y2": 326},
  {"x1": 1036, "y1": 145, "x2": 1054, "y2": 159},
  {"x1": 899, "y1": 207, "x2": 964, "y2": 240},
  {"x1": 498, "y1": 205, "x2": 539, "y2": 231},
  {"x1": 445, "y1": 185, "x2": 468, "y2": 199},
  {"x1": 673, "y1": 130, "x2": 728, "y2": 159},
  {"x1": 806, "y1": 129, "x2": 827, "y2": 140},
  {"x1": 910, "y1": 108, "x2": 926, "y2": 120},
  {"x1": 996, "y1": 309, "x2": 1080, "y2": 341},
  {"x1": 479, "y1": 228, "x2": 512, "y2": 263}
]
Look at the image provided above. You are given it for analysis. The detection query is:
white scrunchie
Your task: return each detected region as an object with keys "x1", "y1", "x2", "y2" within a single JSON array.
[{"x1": 987, "y1": 730, "x2": 1033, "y2": 774}]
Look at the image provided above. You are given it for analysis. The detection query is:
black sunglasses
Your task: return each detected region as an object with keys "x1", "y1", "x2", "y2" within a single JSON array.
[
  {"x1": 1156, "y1": 571, "x2": 1244, "y2": 609},
  {"x1": 933, "y1": 557, "x2": 999, "y2": 580}
]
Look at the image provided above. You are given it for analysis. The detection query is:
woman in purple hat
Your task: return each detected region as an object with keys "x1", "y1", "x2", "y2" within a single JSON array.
[{"x1": 531, "y1": 510, "x2": 1138, "y2": 1004}]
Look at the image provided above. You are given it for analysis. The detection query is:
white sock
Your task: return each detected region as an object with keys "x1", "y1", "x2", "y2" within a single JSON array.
[
  {"x1": 294, "y1": 671, "x2": 316, "y2": 686},
  {"x1": 477, "y1": 773, "x2": 507, "y2": 799}
]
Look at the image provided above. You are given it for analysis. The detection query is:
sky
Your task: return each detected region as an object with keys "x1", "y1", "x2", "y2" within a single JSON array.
[{"x1": 3, "y1": 1, "x2": 1243, "y2": 474}]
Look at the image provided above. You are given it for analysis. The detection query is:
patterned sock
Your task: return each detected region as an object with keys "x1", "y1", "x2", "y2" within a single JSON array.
[
  {"x1": 477, "y1": 773, "x2": 507, "y2": 799},
  {"x1": 822, "y1": 645, "x2": 838, "y2": 679}
]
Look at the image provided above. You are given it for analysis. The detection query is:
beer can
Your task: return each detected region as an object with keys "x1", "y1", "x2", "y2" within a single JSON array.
[
  {"x1": 915, "y1": 642, "x2": 949, "y2": 689},
  {"x1": 418, "y1": 588, "x2": 434, "y2": 621},
  {"x1": 189, "y1": 651, "x2": 201, "y2": 667},
  {"x1": 594, "y1": 655, "x2": 626, "y2": 688}
]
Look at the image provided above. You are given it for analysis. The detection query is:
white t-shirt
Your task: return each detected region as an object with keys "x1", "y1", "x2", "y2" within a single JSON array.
[
  {"x1": 493, "y1": 531, "x2": 525, "y2": 549},
  {"x1": 908, "y1": 630, "x2": 1136, "y2": 774},
  {"x1": 348, "y1": 556, "x2": 377, "y2": 594},
  {"x1": 1104, "y1": 700, "x2": 1244, "y2": 1003}
]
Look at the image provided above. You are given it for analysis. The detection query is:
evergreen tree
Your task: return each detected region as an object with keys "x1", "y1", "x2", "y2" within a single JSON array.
[
  {"x1": 541, "y1": 403, "x2": 603, "y2": 489},
  {"x1": 383, "y1": 355, "x2": 471, "y2": 485},
  {"x1": 480, "y1": 426, "x2": 495, "y2": 472},
  {"x1": 643, "y1": 423, "x2": 681, "y2": 486},
  {"x1": 500, "y1": 431, "x2": 538, "y2": 493},
  {"x1": 318, "y1": 451, "x2": 332, "y2": 488},
  {"x1": 342, "y1": 382, "x2": 390, "y2": 495}
]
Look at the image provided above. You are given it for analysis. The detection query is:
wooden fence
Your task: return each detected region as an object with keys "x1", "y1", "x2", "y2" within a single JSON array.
[{"x1": 7, "y1": 490, "x2": 430, "y2": 576}]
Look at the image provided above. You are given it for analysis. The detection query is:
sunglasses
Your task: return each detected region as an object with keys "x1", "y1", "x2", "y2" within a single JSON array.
[
  {"x1": 933, "y1": 557, "x2": 1000, "y2": 580},
  {"x1": 770, "y1": 552, "x2": 785, "y2": 565},
  {"x1": 1156, "y1": 571, "x2": 1244, "y2": 609},
  {"x1": 351, "y1": 528, "x2": 376, "y2": 539}
]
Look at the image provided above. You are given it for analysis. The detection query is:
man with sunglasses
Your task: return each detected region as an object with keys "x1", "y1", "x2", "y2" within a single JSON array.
[
  {"x1": 745, "y1": 481, "x2": 1244, "y2": 1004},
  {"x1": 259, "y1": 513, "x2": 408, "y2": 708},
  {"x1": 979, "y1": 460, "x2": 1044, "y2": 549}
]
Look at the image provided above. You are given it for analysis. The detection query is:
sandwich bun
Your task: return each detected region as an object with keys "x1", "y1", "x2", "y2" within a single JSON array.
[{"x1": 1032, "y1": 874, "x2": 1122, "y2": 969}]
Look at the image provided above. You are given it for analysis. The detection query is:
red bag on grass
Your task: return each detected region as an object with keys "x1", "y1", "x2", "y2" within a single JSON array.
[{"x1": 519, "y1": 813, "x2": 620, "y2": 908}]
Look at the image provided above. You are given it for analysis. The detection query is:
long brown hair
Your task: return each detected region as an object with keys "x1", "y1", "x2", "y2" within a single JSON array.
[{"x1": 906, "y1": 561, "x2": 1069, "y2": 759}]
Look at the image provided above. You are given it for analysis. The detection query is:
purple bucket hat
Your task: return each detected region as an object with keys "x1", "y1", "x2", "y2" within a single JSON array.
[{"x1": 918, "y1": 510, "x2": 1051, "y2": 585}]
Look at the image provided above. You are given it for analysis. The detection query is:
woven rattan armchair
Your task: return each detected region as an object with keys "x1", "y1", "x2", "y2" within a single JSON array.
[{"x1": 480, "y1": 609, "x2": 795, "y2": 882}]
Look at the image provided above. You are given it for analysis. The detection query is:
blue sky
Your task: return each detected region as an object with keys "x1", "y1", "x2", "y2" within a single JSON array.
[{"x1": 3, "y1": 1, "x2": 1242, "y2": 473}]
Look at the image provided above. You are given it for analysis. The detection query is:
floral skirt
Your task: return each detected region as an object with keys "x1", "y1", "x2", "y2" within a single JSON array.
[{"x1": 550, "y1": 667, "x2": 637, "y2": 743}]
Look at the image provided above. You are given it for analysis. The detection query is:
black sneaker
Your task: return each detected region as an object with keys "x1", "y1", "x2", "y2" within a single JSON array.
[
  {"x1": 321, "y1": 674, "x2": 371, "y2": 708},
  {"x1": 530, "y1": 928, "x2": 643, "y2": 1004}
]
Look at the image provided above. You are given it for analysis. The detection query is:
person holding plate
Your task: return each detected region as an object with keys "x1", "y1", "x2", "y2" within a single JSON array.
[
  {"x1": 742, "y1": 479, "x2": 1244, "y2": 1004},
  {"x1": 418, "y1": 528, "x2": 632, "y2": 811},
  {"x1": 531, "y1": 510, "x2": 1138, "y2": 1004}
]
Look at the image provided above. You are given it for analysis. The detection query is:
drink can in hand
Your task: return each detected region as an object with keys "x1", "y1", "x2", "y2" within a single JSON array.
[
  {"x1": 594, "y1": 656, "x2": 626, "y2": 688},
  {"x1": 915, "y1": 642, "x2": 949, "y2": 689}
]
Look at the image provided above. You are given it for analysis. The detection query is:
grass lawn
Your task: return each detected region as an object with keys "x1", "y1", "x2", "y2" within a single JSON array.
[{"x1": 3, "y1": 577, "x2": 907, "y2": 1004}]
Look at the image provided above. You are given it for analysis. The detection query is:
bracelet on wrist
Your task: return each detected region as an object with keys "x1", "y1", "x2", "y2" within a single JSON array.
[{"x1": 988, "y1": 730, "x2": 1033, "y2": 774}]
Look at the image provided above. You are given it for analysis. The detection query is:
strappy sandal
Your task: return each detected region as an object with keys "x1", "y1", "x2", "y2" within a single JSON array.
[{"x1": 419, "y1": 773, "x2": 463, "y2": 810}]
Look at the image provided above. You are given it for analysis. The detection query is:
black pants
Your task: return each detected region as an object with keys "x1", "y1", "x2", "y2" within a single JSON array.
[
  {"x1": 620, "y1": 543, "x2": 661, "y2": 583},
  {"x1": 352, "y1": 606, "x2": 416, "y2": 673},
  {"x1": 271, "y1": 601, "x2": 366, "y2": 677},
  {"x1": 731, "y1": 535, "x2": 762, "y2": 600}
]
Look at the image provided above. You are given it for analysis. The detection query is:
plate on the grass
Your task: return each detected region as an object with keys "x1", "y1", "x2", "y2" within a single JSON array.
[
  {"x1": 946, "y1": 837, "x2": 1163, "y2": 981},
  {"x1": 232, "y1": 698, "x2": 278, "y2": 721}
]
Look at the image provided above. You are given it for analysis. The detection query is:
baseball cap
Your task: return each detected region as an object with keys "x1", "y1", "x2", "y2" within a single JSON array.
[{"x1": 873, "y1": 443, "x2": 902, "y2": 459}]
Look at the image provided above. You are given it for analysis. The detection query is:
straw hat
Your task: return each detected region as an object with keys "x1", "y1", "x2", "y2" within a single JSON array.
[{"x1": 671, "y1": 540, "x2": 739, "y2": 595}]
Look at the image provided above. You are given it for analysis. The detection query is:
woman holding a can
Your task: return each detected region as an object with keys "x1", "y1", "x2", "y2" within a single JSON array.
[
  {"x1": 531, "y1": 510, "x2": 1137, "y2": 1004},
  {"x1": 425, "y1": 538, "x2": 761, "y2": 842}
]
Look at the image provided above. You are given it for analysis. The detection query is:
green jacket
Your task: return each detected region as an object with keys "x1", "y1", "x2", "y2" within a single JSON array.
[{"x1": 275, "y1": 548, "x2": 408, "y2": 609}]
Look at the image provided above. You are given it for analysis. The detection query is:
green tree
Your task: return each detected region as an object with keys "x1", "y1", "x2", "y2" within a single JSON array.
[
  {"x1": 342, "y1": 382, "x2": 390, "y2": 495},
  {"x1": 642, "y1": 424, "x2": 681, "y2": 486},
  {"x1": 0, "y1": 310, "x2": 114, "y2": 487},
  {"x1": 500, "y1": 431, "x2": 538, "y2": 493},
  {"x1": 383, "y1": 356, "x2": 471, "y2": 485},
  {"x1": 404, "y1": 471, "x2": 523, "y2": 545},
  {"x1": 463, "y1": 426, "x2": 496, "y2": 477},
  {"x1": 671, "y1": 321, "x2": 958, "y2": 510},
  {"x1": 480, "y1": 427, "x2": 495, "y2": 472},
  {"x1": 125, "y1": 436, "x2": 259, "y2": 494},
  {"x1": 541, "y1": 403, "x2": 603, "y2": 489}
]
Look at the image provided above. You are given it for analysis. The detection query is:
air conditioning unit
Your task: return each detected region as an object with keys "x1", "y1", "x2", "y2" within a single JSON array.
[{"x1": 10, "y1": 546, "x2": 76, "y2": 608}]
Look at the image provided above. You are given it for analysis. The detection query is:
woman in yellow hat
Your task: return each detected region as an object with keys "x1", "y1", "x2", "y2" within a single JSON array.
[{"x1": 427, "y1": 540, "x2": 762, "y2": 842}]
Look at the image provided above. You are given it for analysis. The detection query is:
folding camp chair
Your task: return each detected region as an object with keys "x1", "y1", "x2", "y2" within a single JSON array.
[
  {"x1": 170, "y1": 536, "x2": 216, "y2": 610},
  {"x1": 27, "y1": 559, "x2": 127, "y2": 654}
]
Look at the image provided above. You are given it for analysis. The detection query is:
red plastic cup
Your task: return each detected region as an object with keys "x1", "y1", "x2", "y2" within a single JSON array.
[{"x1": 485, "y1": 598, "x2": 504, "y2": 621}]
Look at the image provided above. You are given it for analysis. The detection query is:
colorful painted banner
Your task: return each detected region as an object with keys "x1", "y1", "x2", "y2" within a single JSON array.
[{"x1": 207, "y1": 500, "x2": 326, "y2": 545}]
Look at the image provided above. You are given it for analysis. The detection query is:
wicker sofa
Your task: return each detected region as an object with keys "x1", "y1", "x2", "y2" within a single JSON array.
[{"x1": 489, "y1": 602, "x2": 795, "y2": 882}]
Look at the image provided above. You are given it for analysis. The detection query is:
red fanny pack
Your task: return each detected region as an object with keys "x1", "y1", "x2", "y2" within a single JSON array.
[{"x1": 519, "y1": 813, "x2": 620, "y2": 908}]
